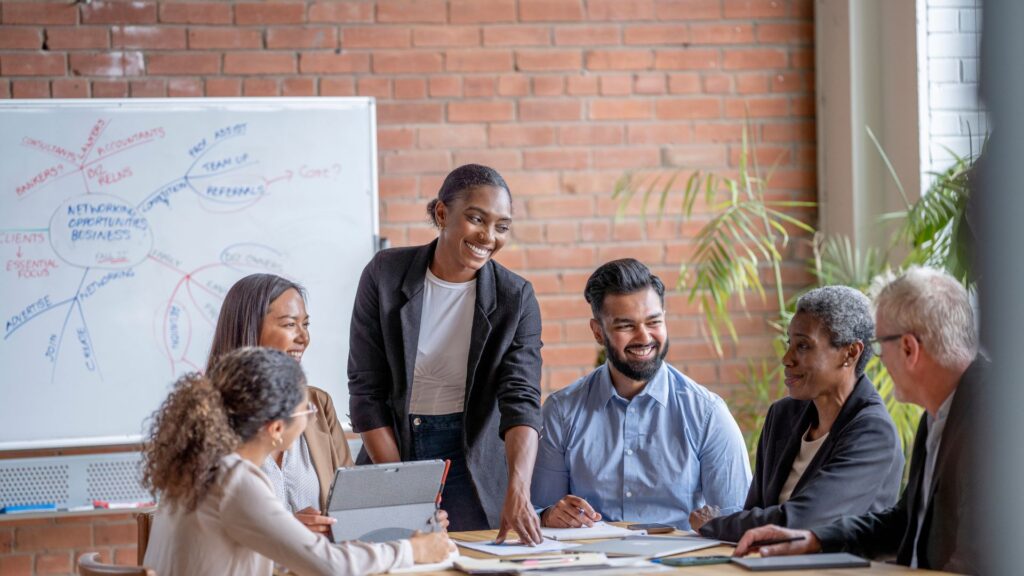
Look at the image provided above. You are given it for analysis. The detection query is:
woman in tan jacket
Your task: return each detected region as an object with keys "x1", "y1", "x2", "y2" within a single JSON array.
[{"x1": 143, "y1": 347, "x2": 451, "y2": 576}]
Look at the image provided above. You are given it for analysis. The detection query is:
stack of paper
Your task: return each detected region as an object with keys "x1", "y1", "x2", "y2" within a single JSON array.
[
  {"x1": 453, "y1": 538, "x2": 577, "y2": 557},
  {"x1": 540, "y1": 521, "x2": 640, "y2": 541}
]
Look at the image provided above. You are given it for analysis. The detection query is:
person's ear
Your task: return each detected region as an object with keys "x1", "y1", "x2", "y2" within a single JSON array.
[
  {"x1": 904, "y1": 333, "x2": 921, "y2": 368},
  {"x1": 846, "y1": 341, "x2": 865, "y2": 368},
  {"x1": 434, "y1": 201, "x2": 447, "y2": 230},
  {"x1": 590, "y1": 318, "x2": 604, "y2": 346},
  {"x1": 265, "y1": 420, "x2": 286, "y2": 448}
]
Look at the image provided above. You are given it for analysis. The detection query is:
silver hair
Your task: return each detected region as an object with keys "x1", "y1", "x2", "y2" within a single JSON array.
[
  {"x1": 872, "y1": 266, "x2": 977, "y2": 370},
  {"x1": 795, "y1": 285, "x2": 875, "y2": 376}
]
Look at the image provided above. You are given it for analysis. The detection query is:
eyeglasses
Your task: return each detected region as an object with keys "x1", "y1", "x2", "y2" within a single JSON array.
[
  {"x1": 870, "y1": 333, "x2": 913, "y2": 356},
  {"x1": 291, "y1": 401, "x2": 318, "y2": 418}
]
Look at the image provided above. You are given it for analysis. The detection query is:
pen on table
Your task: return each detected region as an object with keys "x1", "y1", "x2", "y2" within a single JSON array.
[
  {"x1": 507, "y1": 555, "x2": 579, "y2": 565},
  {"x1": 749, "y1": 535, "x2": 807, "y2": 549}
]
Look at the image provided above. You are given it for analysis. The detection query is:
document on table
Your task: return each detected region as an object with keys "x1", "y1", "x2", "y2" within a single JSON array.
[
  {"x1": 454, "y1": 537, "x2": 579, "y2": 556},
  {"x1": 388, "y1": 550, "x2": 460, "y2": 573},
  {"x1": 541, "y1": 521, "x2": 641, "y2": 541}
]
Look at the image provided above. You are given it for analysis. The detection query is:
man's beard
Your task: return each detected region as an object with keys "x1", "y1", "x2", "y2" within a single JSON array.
[{"x1": 604, "y1": 334, "x2": 669, "y2": 382}]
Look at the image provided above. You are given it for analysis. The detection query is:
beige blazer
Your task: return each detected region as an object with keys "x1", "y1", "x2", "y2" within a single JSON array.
[{"x1": 305, "y1": 386, "x2": 354, "y2": 511}]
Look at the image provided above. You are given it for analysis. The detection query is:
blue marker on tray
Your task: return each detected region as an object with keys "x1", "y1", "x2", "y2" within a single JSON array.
[{"x1": 2, "y1": 503, "x2": 58, "y2": 514}]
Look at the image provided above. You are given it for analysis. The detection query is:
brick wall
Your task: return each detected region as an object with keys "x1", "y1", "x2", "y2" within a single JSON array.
[{"x1": 0, "y1": 1, "x2": 816, "y2": 573}]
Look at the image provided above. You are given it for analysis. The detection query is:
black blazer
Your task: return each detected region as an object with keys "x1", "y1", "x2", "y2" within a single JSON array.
[
  {"x1": 347, "y1": 240, "x2": 543, "y2": 527},
  {"x1": 701, "y1": 375, "x2": 904, "y2": 542},
  {"x1": 813, "y1": 358, "x2": 985, "y2": 574}
]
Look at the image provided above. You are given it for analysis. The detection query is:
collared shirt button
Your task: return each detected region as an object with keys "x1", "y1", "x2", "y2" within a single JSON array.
[
  {"x1": 626, "y1": 491, "x2": 633, "y2": 498},
  {"x1": 626, "y1": 449, "x2": 634, "y2": 455},
  {"x1": 413, "y1": 417, "x2": 422, "y2": 426}
]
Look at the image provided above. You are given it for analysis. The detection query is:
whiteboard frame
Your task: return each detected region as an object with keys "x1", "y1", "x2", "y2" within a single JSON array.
[{"x1": 0, "y1": 97, "x2": 379, "y2": 451}]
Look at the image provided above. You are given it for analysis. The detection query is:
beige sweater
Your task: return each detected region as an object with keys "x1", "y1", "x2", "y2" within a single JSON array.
[{"x1": 144, "y1": 453, "x2": 412, "y2": 576}]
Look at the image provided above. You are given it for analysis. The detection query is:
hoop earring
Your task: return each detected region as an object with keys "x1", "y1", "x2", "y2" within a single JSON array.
[{"x1": 272, "y1": 436, "x2": 282, "y2": 448}]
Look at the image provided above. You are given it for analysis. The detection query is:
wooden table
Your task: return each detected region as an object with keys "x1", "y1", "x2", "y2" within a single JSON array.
[{"x1": 422, "y1": 525, "x2": 954, "y2": 575}]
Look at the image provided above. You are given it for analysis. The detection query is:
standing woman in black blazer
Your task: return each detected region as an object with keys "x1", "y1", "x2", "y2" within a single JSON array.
[
  {"x1": 348, "y1": 164, "x2": 543, "y2": 542},
  {"x1": 691, "y1": 286, "x2": 905, "y2": 542}
]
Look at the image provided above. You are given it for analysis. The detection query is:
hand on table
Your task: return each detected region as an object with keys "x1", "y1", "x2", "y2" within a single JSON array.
[
  {"x1": 733, "y1": 525, "x2": 821, "y2": 557},
  {"x1": 433, "y1": 509, "x2": 450, "y2": 531},
  {"x1": 410, "y1": 531, "x2": 454, "y2": 564},
  {"x1": 688, "y1": 504, "x2": 720, "y2": 531},
  {"x1": 540, "y1": 495, "x2": 601, "y2": 528},
  {"x1": 295, "y1": 507, "x2": 336, "y2": 535},
  {"x1": 495, "y1": 485, "x2": 543, "y2": 545}
]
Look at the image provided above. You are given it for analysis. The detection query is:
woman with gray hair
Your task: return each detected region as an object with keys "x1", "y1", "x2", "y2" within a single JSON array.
[{"x1": 691, "y1": 286, "x2": 905, "y2": 542}]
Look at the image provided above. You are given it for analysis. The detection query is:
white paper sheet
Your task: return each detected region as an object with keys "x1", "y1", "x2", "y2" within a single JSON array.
[
  {"x1": 540, "y1": 521, "x2": 641, "y2": 541},
  {"x1": 388, "y1": 550, "x2": 460, "y2": 573},
  {"x1": 453, "y1": 537, "x2": 578, "y2": 556}
]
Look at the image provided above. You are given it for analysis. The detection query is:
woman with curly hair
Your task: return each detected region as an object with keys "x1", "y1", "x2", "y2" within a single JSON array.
[{"x1": 142, "y1": 347, "x2": 452, "y2": 576}]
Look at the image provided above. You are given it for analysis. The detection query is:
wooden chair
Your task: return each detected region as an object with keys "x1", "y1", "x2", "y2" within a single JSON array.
[
  {"x1": 77, "y1": 552, "x2": 156, "y2": 576},
  {"x1": 135, "y1": 511, "x2": 154, "y2": 565}
]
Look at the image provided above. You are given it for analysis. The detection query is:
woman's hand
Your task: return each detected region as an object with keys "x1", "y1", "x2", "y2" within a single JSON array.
[
  {"x1": 294, "y1": 507, "x2": 336, "y2": 534},
  {"x1": 410, "y1": 531, "x2": 454, "y2": 564},
  {"x1": 540, "y1": 495, "x2": 601, "y2": 528},
  {"x1": 688, "y1": 504, "x2": 720, "y2": 531}
]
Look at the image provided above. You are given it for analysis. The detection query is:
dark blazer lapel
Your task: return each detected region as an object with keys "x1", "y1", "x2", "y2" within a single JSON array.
[
  {"x1": 897, "y1": 414, "x2": 930, "y2": 565},
  {"x1": 765, "y1": 402, "x2": 813, "y2": 504},
  {"x1": 465, "y1": 261, "x2": 496, "y2": 405},
  {"x1": 399, "y1": 242, "x2": 434, "y2": 415}
]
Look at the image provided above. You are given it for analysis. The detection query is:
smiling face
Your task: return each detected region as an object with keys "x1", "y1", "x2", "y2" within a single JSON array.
[
  {"x1": 258, "y1": 288, "x2": 309, "y2": 363},
  {"x1": 433, "y1": 185, "x2": 511, "y2": 281},
  {"x1": 782, "y1": 311, "x2": 854, "y2": 401},
  {"x1": 591, "y1": 288, "x2": 668, "y2": 384}
]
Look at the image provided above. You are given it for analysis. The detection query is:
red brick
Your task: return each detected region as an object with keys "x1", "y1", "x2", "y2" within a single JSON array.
[
  {"x1": 546, "y1": 222, "x2": 578, "y2": 243},
  {"x1": 91, "y1": 79, "x2": 128, "y2": 97},
  {"x1": 725, "y1": 96, "x2": 788, "y2": 117},
  {"x1": 243, "y1": 77, "x2": 278, "y2": 96},
  {"x1": 130, "y1": 78, "x2": 166, "y2": 96},
  {"x1": 485, "y1": 26, "x2": 551, "y2": 46},
  {"x1": 695, "y1": 123, "x2": 745, "y2": 142},
  {"x1": 580, "y1": 220, "x2": 611, "y2": 241},
  {"x1": 414, "y1": 26, "x2": 480, "y2": 47},
  {"x1": 93, "y1": 523, "x2": 136, "y2": 546},
  {"x1": 515, "y1": 49, "x2": 581, "y2": 71},
  {"x1": 489, "y1": 124, "x2": 556, "y2": 147},
  {"x1": 463, "y1": 77, "x2": 494, "y2": 98},
  {"x1": 146, "y1": 52, "x2": 220, "y2": 75},
  {"x1": 235, "y1": 2, "x2": 305, "y2": 25},
  {"x1": 532, "y1": 76, "x2": 564, "y2": 95},
  {"x1": 567, "y1": 75, "x2": 599, "y2": 95},
  {"x1": 267, "y1": 26, "x2": 338, "y2": 49},
  {"x1": 188, "y1": 27, "x2": 262, "y2": 49},
  {"x1": 223, "y1": 52, "x2": 295, "y2": 74},
  {"x1": 771, "y1": 71, "x2": 811, "y2": 93},
  {"x1": 519, "y1": 99, "x2": 581, "y2": 121},
  {"x1": 378, "y1": 127, "x2": 416, "y2": 150},
  {"x1": 452, "y1": 149, "x2": 522, "y2": 171},
  {"x1": 309, "y1": 2, "x2": 373, "y2": 23},
  {"x1": 723, "y1": 0, "x2": 788, "y2": 19},
  {"x1": 729, "y1": 145, "x2": 791, "y2": 167},
  {"x1": 521, "y1": 0, "x2": 584, "y2": 22},
  {"x1": 758, "y1": 22, "x2": 814, "y2": 44},
  {"x1": 590, "y1": 99, "x2": 652, "y2": 120},
  {"x1": 322, "y1": 77, "x2": 356, "y2": 95},
  {"x1": 113, "y1": 547, "x2": 138, "y2": 566},
  {"x1": 377, "y1": 102, "x2": 443, "y2": 124},
  {"x1": 393, "y1": 77, "x2": 426, "y2": 99},
  {"x1": 380, "y1": 175, "x2": 418, "y2": 199},
  {"x1": 112, "y1": 26, "x2": 186, "y2": 49},
  {"x1": 723, "y1": 49, "x2": 787, "y2": 70},
  {"x1": 791, "y1": 48, "x2": 813, "y2": 69},
  {"x1": 418, "y1": 125, "x2": 487, "y2": 148},
  {"x1": 586, "y1": 49, "x2": 653, "y2": 70},
  {"x1": 300, "y1": 52, "x2": 370, "y2": 73},
  {"x1": 429, "y1": 76, "x2": 462, "y2": 96},
  {"x1": 623, "y1": 24, "x2": 688, "y2": 45},
  {"x1": 736, "y1": 73, "x2": 769, "y2": 93},
  {"x1": 383, "y1": 151, "x2": 452, "y2": 175},
  {"x1": 11, "y1": 79, "x2": 48, "y2": 97},
  {"x1": 0, "y1": 27, "x2": 42, "y2": 49},
  {"x1": 496, "y1": 75, "x2": 528, "y2": 96},
  {"x1": 342, "y1": 27, "x2": 410, "y2": 48},
  {"x1": 159, "y1": 3, "x2": 232, "y2": 24},
  {"x1": 44, "y1": 27, "x2": 109, "y2": 50},
  {"x1": 691, "y1": 23, "x2": 755, "y2": 44},
  {"x1": 598, "y1": 243, "x2": 664, "y2": 263},
  {"x1": 0, "y1": 554, "x2": 32, "y2": 576},
  {"x1": 168, "y1": 77, "x2": 203, "y2": 97},
  {"x1": 15, "y1": 524, "x2": 91, "y2": 551},
  {"x1": 448, "y1": 101, "x2": 514, "y2": 123},
  {"x1": 762, "y1": 121, "x2": 814, "y2": 142},
  {"x1": 528, "y1": 246, "x2": 596, "y2": 268},
  {"x1": 205, "y1": 77, "x2": 241, "y2": 96},
  {"x1": 654, "y1": 0, "x2": 721, "y2": 20},
  {"x1": 503, "y1": 171, "x2": 561, "y2": 196},
  {"x1": 378, "y1": 0, "x2": 447, "y2": 23},
  {"x1": 357, "y1": 76, "x2": 389, "y2": 97},
  {"x1": 3, "y1": 2, "x2": 77, "y2": 25},
  {"x1": 373, "y1": 51, "x2": 442, "y2": 73},
  {"x1": 560, "y1": 125, "x2": 623, "y2": 146},
  {"x1": 0, "y1": 528, "x2": 12, "y2": 553},
  {"x1": 628, "y1": 123, "x2": 692, "y2": 144},
  {"x1": 52, "y1": 77, "x2": 89, "y2": 97},
  {"x1": 594, "y1": 147, "x2": 660, "y2": 170},
  {"x1": 450, "y1": 0, "x2": 517, "y2": 23},
  {"x1": 1, "y1": 53, "x2": 65, "y2": 76},
  {"x1": 523, "y1": 149, "x2": 589, "y2": 170},
  {"x1": 656, "y1": 98, "x2": 721, "y2": 119},
  {"x1": 447, "y1": 50, "x2": 513, "y2": 72},
  {"x1": 555, "y1": 25, "x2": 620, "y2": 46},
  {"x1": 81, "y1": 1, "x2": 157, "y2": 24},
  {"x1": 654, "y1": 49, "x2": 719, "y2": 69},
  {"x1": 703, "y1": 73, "x2": 732, "y2": 93},
  {"x1": 791, "y1": 95, "x2": 814, "y2": 117},
  {"x1": 586, "y1": 0, "x2": 655, "y2": 20},
  {"x1": 634, "y1": 72, "x2": 666, "y2": 94},
  {"x1": 662, "y1": 145, "x2": 727, "y2": 167}
]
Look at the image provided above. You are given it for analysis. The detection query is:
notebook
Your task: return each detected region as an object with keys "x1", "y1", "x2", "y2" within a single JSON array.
[{"x1": 569, "y1": 535, "x2": 720, "y2": 558}]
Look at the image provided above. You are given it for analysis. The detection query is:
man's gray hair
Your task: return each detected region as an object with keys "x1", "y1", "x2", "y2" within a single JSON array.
[
  {"x1": 873, "y1": 266, "x2": 977, "y2": 370},
  {"x1": 795, "y1": 285, "x2": 875, "y2": 376}
]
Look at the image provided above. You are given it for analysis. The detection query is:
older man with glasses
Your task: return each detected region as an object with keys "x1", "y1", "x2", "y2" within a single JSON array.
[{"x1": 734, "y1": 267, "x2": 985, "y2": 575}]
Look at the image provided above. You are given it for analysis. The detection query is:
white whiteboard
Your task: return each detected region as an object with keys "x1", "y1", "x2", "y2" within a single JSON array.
[{"x1": 0, "y1": 98, "x2": 378, "y2": 450}]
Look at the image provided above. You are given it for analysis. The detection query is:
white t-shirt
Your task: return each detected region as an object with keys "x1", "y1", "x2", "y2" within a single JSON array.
[
  {"x1": 778, "y1": 427, "x2": 829, "y2": 505},
  {"x1": 409, "y1": 268, "x2": 476, "y2": 415}
]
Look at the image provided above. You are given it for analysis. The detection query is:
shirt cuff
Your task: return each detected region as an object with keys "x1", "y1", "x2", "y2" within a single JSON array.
[{"x1": 396, "y1": 539, "x2": 414, "y2": 569}]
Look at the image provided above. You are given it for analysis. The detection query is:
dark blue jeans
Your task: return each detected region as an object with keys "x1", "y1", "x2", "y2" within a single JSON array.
[{"x1": 410, "y1": 413, "x2": 490, "y2": 531}]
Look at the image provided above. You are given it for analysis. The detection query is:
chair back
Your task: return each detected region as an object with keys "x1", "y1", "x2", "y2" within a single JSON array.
[
  {"x1": 135, "y1": 511, "x2": 155, "y2": 565},
  {"x1": 77, "y1": 552, "x2": 157, "y2": 576}
]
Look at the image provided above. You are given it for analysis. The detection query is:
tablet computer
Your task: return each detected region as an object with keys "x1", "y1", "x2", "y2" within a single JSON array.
[
  {"x1": 731, "y1": 552, "x2": 870, "y2": 571},
  {"x1": 326, "y1": 459, "x2": 446, "y2": 543}
]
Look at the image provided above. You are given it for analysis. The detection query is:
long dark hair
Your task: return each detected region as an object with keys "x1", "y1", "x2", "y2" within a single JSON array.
[
  {"x1": 207, "y1": 273, "x2": 305, "y2": 373},
  {"x1": 143, "y1": 347, "x2": 306, "y2": 511},
  {"x1": 425, "y1": 164, "x2": 510, "y2": 227}
]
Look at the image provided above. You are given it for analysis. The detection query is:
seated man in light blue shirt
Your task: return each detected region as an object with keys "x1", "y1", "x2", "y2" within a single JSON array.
[{"x1": 531, "y1": 258, "x2": 751, "y2": 530}]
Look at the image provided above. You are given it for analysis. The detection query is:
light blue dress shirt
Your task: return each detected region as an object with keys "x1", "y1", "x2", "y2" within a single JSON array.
[{"x1": 532, "y1": 362, "x2": 751, "y2": 529}]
